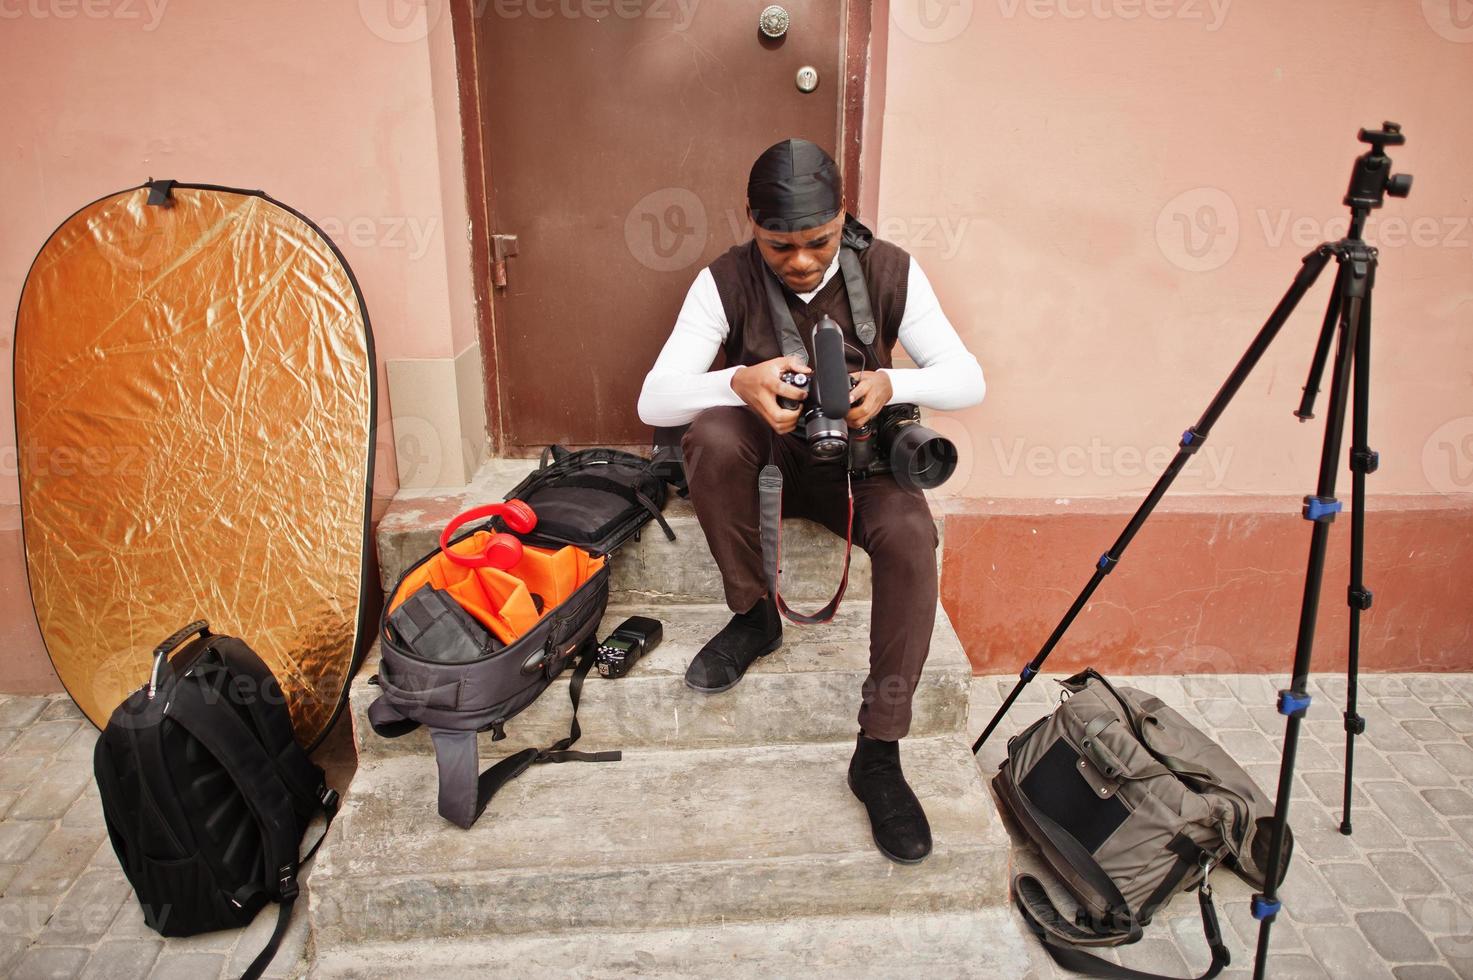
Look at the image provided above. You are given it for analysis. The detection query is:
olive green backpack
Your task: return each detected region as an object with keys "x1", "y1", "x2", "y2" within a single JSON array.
[{"x1": 994, "y1": 669, "x2": 1293, "y2": 980}]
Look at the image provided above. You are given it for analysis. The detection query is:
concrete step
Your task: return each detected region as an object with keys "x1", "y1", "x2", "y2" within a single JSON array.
[
  {"x1": 307, "y1": 735, "x2": 1010, "y2": 948},
  {"x1": 376, "y1": 458, "x2": 945, "y2": 603},
  {"x1": 351, "y1": 599, "x2": 971, "y2": 756},
  {"x1": 308, "y1": 908, "x2": 1032, "y2": 978}
]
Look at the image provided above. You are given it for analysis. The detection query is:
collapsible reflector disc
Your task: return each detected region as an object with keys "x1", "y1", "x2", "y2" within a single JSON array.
[{"x1": 13, "y1": 182, "x2": 377, "y2": 748}]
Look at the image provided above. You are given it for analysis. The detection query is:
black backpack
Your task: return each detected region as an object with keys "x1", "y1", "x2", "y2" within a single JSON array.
[{"x1": 94, "y1": 621, "x2": 339, "y2": 980}]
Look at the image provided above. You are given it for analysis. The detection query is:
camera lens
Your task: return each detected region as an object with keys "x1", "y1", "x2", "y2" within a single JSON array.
[
  {"x1": 807, "y1": 416, "x2": 849, "y2": 460},
  {"x1": 888, "y1": 423, "x2": 958, "y2": 489}
]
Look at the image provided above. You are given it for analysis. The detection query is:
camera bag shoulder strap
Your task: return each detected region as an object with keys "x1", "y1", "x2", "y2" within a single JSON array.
[
  {"x1": 1014, "y1": 872, "x2": 1229, "y2": 980},
  {"x1": 1005, "y1": 778, "x2": 1228, "y2": 979},
  {"x1": 422, "y1": 639, "x2": 620, "y2": 829}
]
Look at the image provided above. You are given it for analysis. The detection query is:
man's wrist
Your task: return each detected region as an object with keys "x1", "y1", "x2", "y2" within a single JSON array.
[{"x1": 878, "y1": 367, "x2": 907, "y2": 405}]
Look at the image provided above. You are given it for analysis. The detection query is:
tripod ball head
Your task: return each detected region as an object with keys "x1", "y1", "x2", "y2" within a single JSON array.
[{"x1": 1345, "y1": 122, "x2": 1413, "y2": 212}]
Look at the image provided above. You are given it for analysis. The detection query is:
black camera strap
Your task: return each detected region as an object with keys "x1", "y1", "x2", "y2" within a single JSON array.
[
  {"x1": 762, "y1": 243, "x2": 881, "y2": 369},
  {"x1": 754, "y1": 236, "x2": 880, "y2": 627},
  {"x1": 758, "y1": 461, "x2": 854, "y2": 625}
]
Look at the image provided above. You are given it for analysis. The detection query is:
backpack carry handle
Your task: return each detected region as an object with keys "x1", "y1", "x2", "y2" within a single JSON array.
[{"x1": 148, "y1": 619, "x2": 211, "y2": 699}]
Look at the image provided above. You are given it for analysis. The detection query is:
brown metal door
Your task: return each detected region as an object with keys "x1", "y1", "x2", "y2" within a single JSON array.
[{"x1": 471, "y1": 1, "x2": 849, "y2": 451}]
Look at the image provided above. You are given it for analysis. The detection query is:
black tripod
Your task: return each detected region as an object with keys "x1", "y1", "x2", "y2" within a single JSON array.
[{"x1": 972, "y1": 123, "x2": 1412, "y2": 980}]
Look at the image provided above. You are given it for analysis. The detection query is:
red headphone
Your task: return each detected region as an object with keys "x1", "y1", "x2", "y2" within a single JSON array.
[{"x1": 439, "y1": 500, "x2": 537, "y2": 569}]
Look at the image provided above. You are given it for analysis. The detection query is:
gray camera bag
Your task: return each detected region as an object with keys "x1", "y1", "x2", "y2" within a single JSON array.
[
  {"x1": 367, "y1": 534, "x2": 615, "y2": 829},
  {"x1": 994, "y1": 669, "x2": 1292, "y2": 979}
]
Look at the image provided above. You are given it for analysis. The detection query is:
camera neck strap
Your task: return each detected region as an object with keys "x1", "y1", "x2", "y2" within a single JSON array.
[
  {"x1": 761, "y1": 243, "x2": 881, "y2": 369},
  {"x1": 757, "y1": 460, "x2": 854, "y2": 626}
]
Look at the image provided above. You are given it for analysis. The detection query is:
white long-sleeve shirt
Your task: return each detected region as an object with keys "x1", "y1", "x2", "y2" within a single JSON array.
[{"x1": 637, "y1": 254, "x2": 986, "y2": 427}]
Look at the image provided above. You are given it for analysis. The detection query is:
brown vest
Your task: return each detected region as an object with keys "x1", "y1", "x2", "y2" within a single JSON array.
[{"x1": 707, "y1": 220, "x2": 911, "y2": 376}]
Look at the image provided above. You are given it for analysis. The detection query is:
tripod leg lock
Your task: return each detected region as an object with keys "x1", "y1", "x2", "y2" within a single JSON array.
[
  {"x1": 1020, "y1": 664, "x2": 1039, "y2": 682},
  {"x1": 1345, "y1": 711, "x2": 1366, "y2": 735},
  {"x1": 1349, "y1": 587, "x2": 1374, "y2": 610},
  {"x1": 1277, "y1": 689, "x2": 1312, "y2": 718},
  {"x1": 1351, "y1": 448, "x2": 1380, "y2": 474},
  {"x1": 1251, "y1": 894, "x2": 1282, "y2": 921},
  {"x1": 1097, "y1": 553, "x2": 1119, "y2": 574},
  {"x1": 1179, "y1": 427, "x2": 1206, "y2": 454},
  {"x1": 1302, "y1": 495, "x2": 1342, "y2": 522}
]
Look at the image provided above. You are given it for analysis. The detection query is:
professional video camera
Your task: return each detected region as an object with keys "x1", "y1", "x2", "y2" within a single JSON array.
[
  {"x1": 778, "y1": 315, "x2": 958, "y2": 489},
  {"x1": 776, "y1": 316, "x2": 858, "y2": 461}
]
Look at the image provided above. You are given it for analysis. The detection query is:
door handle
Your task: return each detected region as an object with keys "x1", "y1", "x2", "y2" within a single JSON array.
[{"x1": 491, "y1": 233, "x2": 519, "y2": 289}]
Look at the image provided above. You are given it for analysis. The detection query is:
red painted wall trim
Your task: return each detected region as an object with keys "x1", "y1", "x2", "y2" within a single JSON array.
[{"x1": 939, "y1": 495, "x2": 1473, "y2": 675}]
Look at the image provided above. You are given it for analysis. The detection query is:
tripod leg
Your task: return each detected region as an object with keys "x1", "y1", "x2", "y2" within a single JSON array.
[
  {"x1": 1295, "y1": 267, "x2": 1346, "y2": 421},
  {"x1": 1252, "y1": 247, "x2": 1370, "y2": 980},
  {"x1": 1341, "y1": 275, "x2": 1376, "y2": 834},
  {"x1": 973, "y1": 246, "x2": 1334, "y2": 756}
]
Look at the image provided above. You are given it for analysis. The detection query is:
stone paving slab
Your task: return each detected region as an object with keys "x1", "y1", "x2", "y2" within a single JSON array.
[{"x1": 1, "y1": 673, "x2": 1471, "y2": 977}]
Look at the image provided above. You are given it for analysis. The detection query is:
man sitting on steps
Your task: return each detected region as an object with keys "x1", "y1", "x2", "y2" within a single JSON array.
[{"x1": 636, "y1": 139, "x2": 986, "y2": 864}]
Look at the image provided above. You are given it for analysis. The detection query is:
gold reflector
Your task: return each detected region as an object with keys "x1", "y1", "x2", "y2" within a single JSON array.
[{"x1": 14, "y1": 184, "x2": 376, "y2": 748}]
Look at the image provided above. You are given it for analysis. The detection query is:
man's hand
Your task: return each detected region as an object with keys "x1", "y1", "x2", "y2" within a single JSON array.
[
  {"x1": 732, "y1": 356, "x2": 812, "y2": 434},
  {"x1": 846, "y1": 370, "x2": 893, "y2": 430}
]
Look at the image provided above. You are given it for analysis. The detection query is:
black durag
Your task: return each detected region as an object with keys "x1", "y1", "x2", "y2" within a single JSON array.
[{"x1": 747, "y1": 138, "x2": 843, "y2": 232}]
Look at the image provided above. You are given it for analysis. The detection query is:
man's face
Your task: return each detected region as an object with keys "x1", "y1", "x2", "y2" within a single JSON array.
[{"x1": 751, "y1": 211, "x2": 844, "y2": 294}]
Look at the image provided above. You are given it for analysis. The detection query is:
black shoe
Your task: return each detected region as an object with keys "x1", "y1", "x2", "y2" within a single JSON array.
[
  {"x1": 847, "y1": 732, "x2": 932, "y2": 864},
  {"x1": 683, "y1": 595, "x2": 782, "y2": 693}
]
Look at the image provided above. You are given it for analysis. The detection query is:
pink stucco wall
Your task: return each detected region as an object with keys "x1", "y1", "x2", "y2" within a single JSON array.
[
  {"x1": 0, "y1": 2, "x2": 1468, "y2": 692},
  {"x1": 879, "y1": 0, "x2": 1473, "y2": 502},
  {"x1": 0, "y1": 1, "x2": 475, "y2": 690},
  {"x1": 0, "y1": 0, "x2": 479, "y2": 509}
]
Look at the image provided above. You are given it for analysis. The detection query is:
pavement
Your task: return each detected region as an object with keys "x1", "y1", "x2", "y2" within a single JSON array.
[{"x1": 1, "y1": 671, "x2": 1471, "y2": 979}]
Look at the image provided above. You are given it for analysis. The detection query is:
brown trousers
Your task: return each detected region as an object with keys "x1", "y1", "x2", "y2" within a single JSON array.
[{"x1": 681, "y1": 406, "x2": 938, "y2": 741}]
